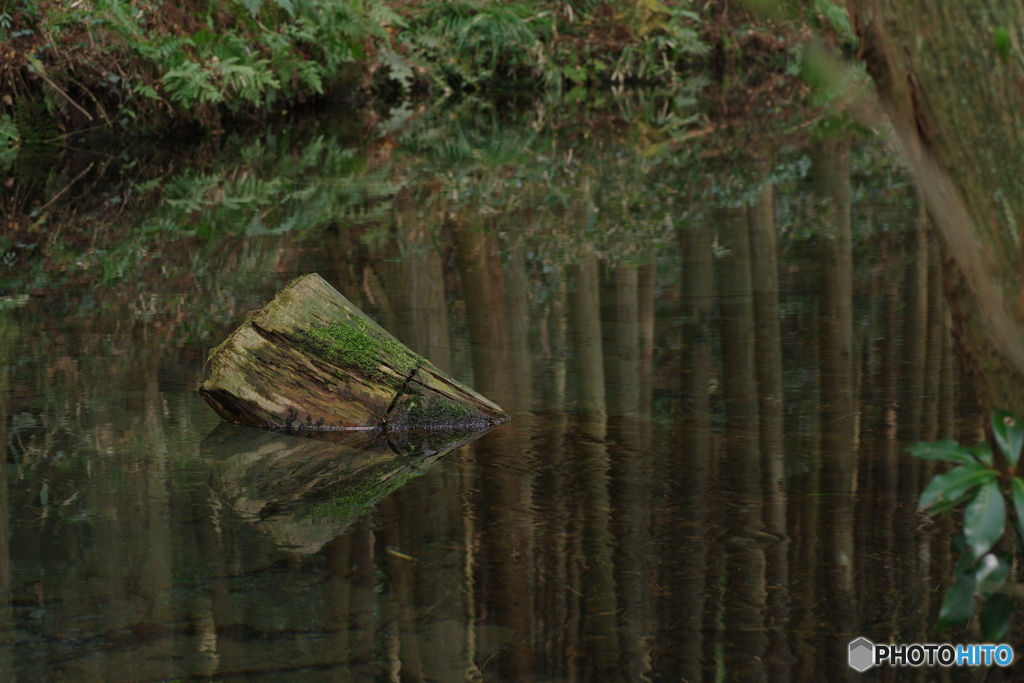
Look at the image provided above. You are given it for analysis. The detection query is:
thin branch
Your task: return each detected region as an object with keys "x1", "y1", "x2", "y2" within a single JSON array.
[
  {"x1": 34, "y1": 70, "x2": 93, "y2": 122},
  {"x1": 37, "y1": 162, "x2": 94, "y2": 212}
]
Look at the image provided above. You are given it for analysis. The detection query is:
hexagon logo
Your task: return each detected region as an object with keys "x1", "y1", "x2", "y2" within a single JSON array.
[{"x1": 849, "y1": 637, "x2": 875, "y2": 672}]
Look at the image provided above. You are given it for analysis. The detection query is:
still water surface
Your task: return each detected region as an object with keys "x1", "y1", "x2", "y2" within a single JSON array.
[{"x1": 1, "y1": 103, "x2": 991, "y2": 681}]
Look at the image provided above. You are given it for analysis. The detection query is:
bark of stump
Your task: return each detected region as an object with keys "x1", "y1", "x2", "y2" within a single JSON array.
[{"x1": 199, "y1": 273, "x2": 510, "y2": 430}]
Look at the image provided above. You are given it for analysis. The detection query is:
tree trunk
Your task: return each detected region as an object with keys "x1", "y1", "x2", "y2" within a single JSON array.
[
  {"x1": 199, "y1": 273, "x2": 508, "y2": 431},
  {"x1": 848, "y1": 0, "x2": 1024, "y2": 416}
]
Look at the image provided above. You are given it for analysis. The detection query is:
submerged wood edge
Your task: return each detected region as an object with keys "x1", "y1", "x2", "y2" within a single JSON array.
[{"x1": 198, "y1": 273, "x2": 511, "y2": 432}]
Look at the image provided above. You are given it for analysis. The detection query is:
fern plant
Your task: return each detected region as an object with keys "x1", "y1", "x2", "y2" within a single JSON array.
[{"x1": 401, "y1": 0, "x2": 544, "y2": 88}]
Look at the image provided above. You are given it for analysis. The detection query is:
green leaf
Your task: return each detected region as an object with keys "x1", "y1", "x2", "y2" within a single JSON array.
[
  {"x1": 918, "y1": 464, "x2": 996, "y2": 512},
  {"x1": 927, "y1": 488, "x2": 978, "y2": 515},
  {"x1": 981, "y1": 593, "x2": 1015, "y2": 640},
  {"x1": 964, "y1": 479, "x2": 1006, "y2": 559},
  {"x1": 992, "y1": 410, "x2": 1024, "y2": 467},
  {"x1": 952, "y1": 530, "x2": 968, "y2": 555},
  {"x1": 907, "y1": 439, "x2": 978, "y2": 465},
  {"x1": 937, "y1": 573, "x2": 976, "y2": 631},
  {"x1": 974, "y1": 553, "x2": 1010, "y2": 597},
  {"x1": 971, "y1": 443, "x2": 994, "y2": 466},
  {"x1": 1011, "y1": 477, "x2": 1024, "y2": 543},
  {"x1": 132, "y1": 83, "x2": 163, "y2": 101},
  {"x1": 952, "y1": 542, "x2": 976, "y2": 577},
  {"x1": 379, "y1": 48, "x2": 414, "y2": 90}
]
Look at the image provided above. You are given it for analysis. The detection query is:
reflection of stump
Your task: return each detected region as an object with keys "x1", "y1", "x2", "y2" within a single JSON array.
[
  {"x1": 198, "y1": 273, "x2": 509, "y2": 430},
  {"x1": 202, "y1": 422, "x2": 492, "y2": 553}
]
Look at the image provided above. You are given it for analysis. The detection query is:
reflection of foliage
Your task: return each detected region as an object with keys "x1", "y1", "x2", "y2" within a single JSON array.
[
  {"x1": 2, "y1": 95, "x2": 912, "y2": 310},
  {"x1": 137, "y1": 134, "x2": 399, "y2": 239},
  {"x1": 0, "y1": 93, "x2": 914, "y2": 371},
  {"x1": 387, "y1": 93, "x2": 706, "y2": 267},
  {"x1": 0, "y1": 114, "x2": 19, "y2": 171},
  {"x1": 911, "y1": 410, "x2": 1024, "y2": 640},
  {"x1": 0, "y1": 95, "x2": 921, "y2": 534}
]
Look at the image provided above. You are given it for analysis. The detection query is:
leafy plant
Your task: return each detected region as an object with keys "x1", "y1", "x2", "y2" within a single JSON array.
[
  {"x1": 911, "y1": 409, "x2": 1024, "y2": 639},
  {"x1": 0, "y1": 114, "x2": 19, "y2": 171}
]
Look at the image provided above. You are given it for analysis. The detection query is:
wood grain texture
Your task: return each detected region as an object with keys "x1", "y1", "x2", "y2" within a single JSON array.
[{"x1": 199, "y1": 273, "x2": 509, "y2": 430}]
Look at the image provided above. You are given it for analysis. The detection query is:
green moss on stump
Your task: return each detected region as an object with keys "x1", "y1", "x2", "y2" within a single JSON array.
[
  {"x1": 402, "y1": 395, "x2": 479, "y2": 426},
  {"x1": 304, "y1": 313, "x2": 424, "y2": 381}
]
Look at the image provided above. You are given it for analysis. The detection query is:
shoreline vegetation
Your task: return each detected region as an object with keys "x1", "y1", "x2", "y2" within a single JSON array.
[{"x1": 0, "y1": 0, "x2": 853, "y2": 160}]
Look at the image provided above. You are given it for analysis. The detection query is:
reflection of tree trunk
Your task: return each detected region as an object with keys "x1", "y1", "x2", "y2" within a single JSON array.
[
  {"x1": 448, "y1": 228, "x2": 536, "y2": 679},
  {"x1": 379, "y1": 496, "x2": 425, "y2": 683},
  {"x1": 192, "y1": 486, "x2": 243, "y2": 678},
  {"x1": 717, "y1": 206, "x2": 760, "y2": 438},
  {"x1": 452, "y1": 215, "x2": 512, "y2": 405},
  {"x1": 324, "y1": 226, "x2": 368, "y2": 310},
  {"x1": 901, "y1": 207, "x2": 929, "y2": 443},
  {"x1": 638, "y1": 261, "x2": 656, "y2": 419},
  {"x1": 353, "y1": 526, "x2": 379, "y2": 675},
  {"x1": 659, "y1": 220, "x2": 715, "y2": 680},
  {"x1": 568, "y1": 253, "x2": 606, "y2": 416},
  {"x1": 575, "y1": 412, "x2": 619, "y2": 679},
  {"x1": 922, "y1": 238, "x2": 944, "y2": 442},
  {"x1": 505, "y1": 244, "x2": 533, "y2": 411},
  {"x1": 0, "y1": 317, "x2": 15, "y2": 676},
  {"x1": 142, "y1": 373, "x2": 174, "y2": 666},
  {"x1": 601, "y1": 264, "x2": 641, "y2": 416},
  {"x1": 380, "y1": 217, "x2": 452, "y2": 374},
  {"x1": 748, "y1": 182, "x2": 791, "y2": 680},
  {"x1": 531, "y1": 413, "x2": 571, "y2": 678},
  {"x1": 475, "y1": 425, "x2": 536, "y2": 679},
  {"x1": 850, "y1": 1, "x2": 1024, "y2": 417},
  {"x1": 787, "y1": 209, "x2": 822, "y2": 678},
  {"x1": 866, "y1": 255, "x2": 902, "y2": 640},
  {"x1": 323, "y1": 534, "x2": 354, "y2": 683},
  {"x1": 458, "y1": 445, "x2": 484, "y2": 682},
  {"x1": 716, "y1": 206, "x2": 768, "y2": 682},
  {"x1": 569, "y1": 264, "x2": 618, "y2": 675},
  {"x1": 894, "y1": 234, "x2": 929, "y2": 653},
  {"x1": 609, "y1": 417, "x2": 652, "y2": 682},
  {"x1": 812, "y1": 140, "x2": 857, "y2": 680},
  {"x1": 917, "y1": 238, "x2": 947, "y2": 638},
  {"x1": 542, "y1": 280, "x2": 568, "y2": 412}
]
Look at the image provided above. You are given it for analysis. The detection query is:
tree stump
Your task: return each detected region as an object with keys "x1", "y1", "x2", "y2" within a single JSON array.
[{"x1": 199, "y1": 273, "x2": 510, "y2": 430}]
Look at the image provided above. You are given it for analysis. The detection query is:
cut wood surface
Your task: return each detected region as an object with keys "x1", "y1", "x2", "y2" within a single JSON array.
[{"x1": 199, "y1": 273, "x2": 510, "y2": 430}]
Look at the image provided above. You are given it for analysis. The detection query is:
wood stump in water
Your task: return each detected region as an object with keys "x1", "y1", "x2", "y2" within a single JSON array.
[{"x1": 199, "y1": 273, "x2": 509, "y2": 430}]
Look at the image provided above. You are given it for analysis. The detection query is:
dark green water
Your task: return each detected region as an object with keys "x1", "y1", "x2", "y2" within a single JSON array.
[{"x1": 0, "y1": 100, "x2": 995, "y2": 681}]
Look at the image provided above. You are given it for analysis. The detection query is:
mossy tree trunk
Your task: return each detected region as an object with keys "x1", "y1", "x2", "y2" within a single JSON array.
[
  {"x1": 848, "y1": 0, "x2": 1024, "y2": 417},
  {"x1": 199, "y1": 273, "x2": 508, "y2": 431}
]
